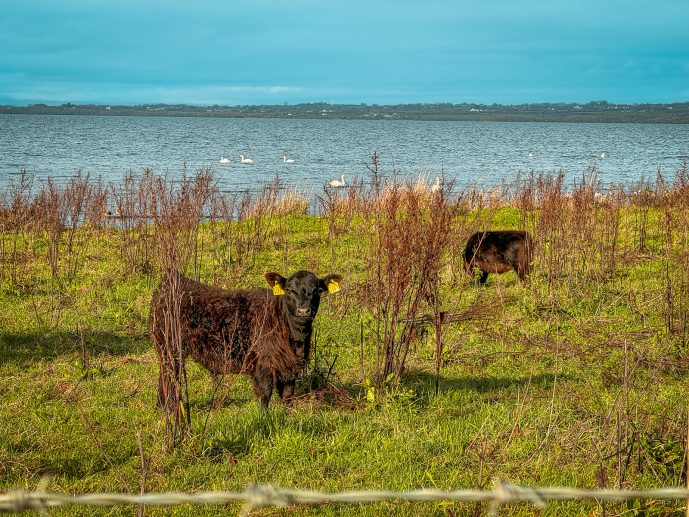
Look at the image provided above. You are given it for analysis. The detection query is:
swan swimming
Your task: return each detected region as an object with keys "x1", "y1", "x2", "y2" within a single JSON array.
[
  {"x1": 240, "y1": 155, "x2": 254, "y2": 164},
  {"x1": 283, "y1": 156, "x2": 295, "y2": 163},
  {"x1": 430, "y1": 176, "x2": 441, "y2": 192},
  {"x1": 218, "y1": 156, "x2": 230, "y2": 164},
  {"x1": 600, "y1": 151, "x2": 608, "y2": 158},
  {"x1": 330, "y1": 174, "x2": 346, "y2": 188}
]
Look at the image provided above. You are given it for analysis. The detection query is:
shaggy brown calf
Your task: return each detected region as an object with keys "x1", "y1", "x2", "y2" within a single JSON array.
[
  {"x1": 464, "y1": 230, "x2": 533, "y2": 284},
  {"x1": 149, "y1": 270, "x2": 343, "y2": 410}
]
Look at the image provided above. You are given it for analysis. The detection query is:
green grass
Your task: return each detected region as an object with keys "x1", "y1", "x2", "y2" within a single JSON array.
[{"x1": 1, "y1": 208, "x2": 688, "y2": 516}]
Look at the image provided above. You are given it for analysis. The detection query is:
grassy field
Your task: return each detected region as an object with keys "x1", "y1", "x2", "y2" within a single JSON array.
[{"x1": 1, "y1": 166, "x2": 689, "y2": 515}]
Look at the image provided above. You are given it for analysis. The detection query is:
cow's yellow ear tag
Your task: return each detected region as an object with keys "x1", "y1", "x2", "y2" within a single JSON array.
[
  {"x1": 273, "y1": 283, "x2": 285, "y2": 296},
  {"x1": 327, "y1": 280, "x2": 340, "y2": 293}
]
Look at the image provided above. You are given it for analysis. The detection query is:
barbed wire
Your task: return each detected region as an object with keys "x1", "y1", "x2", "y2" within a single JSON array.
[{"x1": 2, "y1": 483, "x2": 689, "y2": 515}]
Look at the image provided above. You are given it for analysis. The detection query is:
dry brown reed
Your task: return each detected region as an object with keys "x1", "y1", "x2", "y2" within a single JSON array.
[
  {"x1": 352, "y1": 158, "x2": 457, "y2": 388},
  {"x1": 273, "y1": 189, "x2": 310, "y2": 217},
  {"x1": 204, "y1": 189, "x2": 239, "y2": 284},
  {"x1": 0, "y1": 170, "x2": 36, "y2": 286},
  {"x1": 231, "y1": 177, "x2": 289, "y2": 272},
  {"x1": 109, "y1": 170, "x2": 157, "y2": 275},
  {"x1": 511, "y1": 167, "x2": 689, "y2": 345},
  {"x1": 33, "y1": 178, "x2": 66, "y2": 280},
  {"x1": 147, "y1": 168, "x2": 216, "y2": 448},
  {"x1": 3, "y1": 161, "x2": 689, "y2": 399},
  {"x1": 0, "y1": 172, "x2": 107, "y2": 326}
]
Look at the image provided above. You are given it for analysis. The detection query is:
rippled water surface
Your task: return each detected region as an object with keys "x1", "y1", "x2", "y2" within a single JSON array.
[{"x1": 1, "y1": 114, "x2": 688, "y2": 192}]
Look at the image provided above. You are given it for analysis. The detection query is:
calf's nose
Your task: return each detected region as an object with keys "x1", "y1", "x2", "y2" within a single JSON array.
[{"x1": 296, "y1": 307, "x2": 311, "y2": 317}]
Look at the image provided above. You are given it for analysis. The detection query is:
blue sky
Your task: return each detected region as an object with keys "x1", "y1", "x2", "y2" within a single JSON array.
[{"x1": 1, "y1": 0, "x2": 687, "y2": 106}]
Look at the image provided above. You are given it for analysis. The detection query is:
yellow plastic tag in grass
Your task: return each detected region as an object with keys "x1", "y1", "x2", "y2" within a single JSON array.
[
  {"x1": 273, "y1": 284, "x2": 285, "y2": 296},
  {"x1": 366, "y1": 386, "x2": 376, "y2": 402},
  {"x1": 327, "y1": 279, "x2": 340, "y2": 293}
]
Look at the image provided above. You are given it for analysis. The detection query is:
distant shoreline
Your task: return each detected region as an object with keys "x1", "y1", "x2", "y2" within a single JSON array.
[{"x1": 1, "y1": 101, "x2": 689, "y2": 123}]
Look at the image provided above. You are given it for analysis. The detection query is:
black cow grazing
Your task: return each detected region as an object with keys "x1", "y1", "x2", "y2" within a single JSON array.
[
  {"x1": 149, "y1": 270, "x2": 343, "y2": 410},
  {"x1": 464, "y1": 230, "x2": 533, "y2": 284}
]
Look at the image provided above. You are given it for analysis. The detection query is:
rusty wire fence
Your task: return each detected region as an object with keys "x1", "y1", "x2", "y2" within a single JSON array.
[{"x1": 2, "y1": 482, "x2": 689, "y2": 516}]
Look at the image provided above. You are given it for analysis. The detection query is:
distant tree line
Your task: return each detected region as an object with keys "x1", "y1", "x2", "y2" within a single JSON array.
[{"x1": 1, "y1": 100, "x2": 688, "y2": 123}]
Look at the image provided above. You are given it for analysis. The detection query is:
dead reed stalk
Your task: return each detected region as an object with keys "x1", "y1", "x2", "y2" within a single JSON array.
[
  {"x1": 359, "y1": 160, "x2": 455, "y2": 389},
  {"x1": 147, "y1": 169, "x2": 215, "y2": 448},
  {"x1": 0, "y1": 170, "x2": 36, "y2": 286}
]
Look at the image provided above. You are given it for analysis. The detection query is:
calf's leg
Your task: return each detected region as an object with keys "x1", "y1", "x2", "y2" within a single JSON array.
[
  {"x1": 277, "y1": 378, "x2": 295, "y2": 404},
  {"x1": 479, "y1": 270, "x2": 489, "y2": 285},
  {"x1": 252, "y1": 366, "x2": 274, "y2": 411},
  {"x1": 514, "y1": 260, "x2": 530, "y2": 281},
  {"x1": 516, "y1": 265, "x2": 527, "y2": 281}
]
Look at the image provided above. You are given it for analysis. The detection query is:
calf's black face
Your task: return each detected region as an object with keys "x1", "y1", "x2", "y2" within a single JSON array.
[{"x1": 265, "y1": 270, "x2": 343, "y2": 320}]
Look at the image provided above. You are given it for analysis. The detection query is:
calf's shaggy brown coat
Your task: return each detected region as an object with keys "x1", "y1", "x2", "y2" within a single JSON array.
[
  {"x1": 149, "y1": 270, "x2": 342, "y2": 410},
  {"x1": 464, "y1": 230, "x2": 533, "y2": 284}
]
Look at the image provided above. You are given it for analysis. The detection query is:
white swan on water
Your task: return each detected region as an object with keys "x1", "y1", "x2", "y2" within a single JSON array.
[
  {"x1": 330, "y1": 174, "x2": 346, "y2": 187},
  {"x1": 240, "y1": 155, "x2": 253, "y2": 164},
  {"x1": 218, "y1": 156, "x2": 230, "y2": 164},
  {"x1": 283, "y1": 155, "x2": 295, "y2": 163},
  {"x1": 430, "y1": 176, "x2": 441, "y2": 192}
]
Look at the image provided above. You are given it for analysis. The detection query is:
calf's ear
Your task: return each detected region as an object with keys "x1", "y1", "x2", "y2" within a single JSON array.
[
  {"x1": 320, "y1": 274, "x2": 343, "y2": 294},
  {"x1": 264, "y1": 272, "x2": 287, "y2": 296}
]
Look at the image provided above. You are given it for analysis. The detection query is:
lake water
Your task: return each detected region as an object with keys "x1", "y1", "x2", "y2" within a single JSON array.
[{"x1": 1, "y1": 114, "x2": 688, "y2": 194}]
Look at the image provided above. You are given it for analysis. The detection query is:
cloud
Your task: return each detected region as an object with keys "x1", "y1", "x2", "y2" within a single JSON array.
[
  {"x1": 0, "y1": 81, "x2": 318, "y2": 105},
  {"x1": 1, "y1": 0, "x2": 687, "y2": 105}
]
